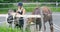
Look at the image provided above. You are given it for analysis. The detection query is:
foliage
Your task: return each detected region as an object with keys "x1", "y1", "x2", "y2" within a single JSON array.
[{"x1": 0, "y1": 0, "x2": 60, "y2": 3}]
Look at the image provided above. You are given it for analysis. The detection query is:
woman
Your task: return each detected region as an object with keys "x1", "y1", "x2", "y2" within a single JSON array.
[{"x1": 16, "y1": 2, "x2": 26, "y2": 29}]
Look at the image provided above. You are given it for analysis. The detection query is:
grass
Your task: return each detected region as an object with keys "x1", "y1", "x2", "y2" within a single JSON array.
[
  {"x1": 0, "y1": 7, "x2": 60, "y2": 14},
  {"x1": 0, "y1": 26, "x2": 31, "y2": 32},
  {"x1": 0, "y1": 22, "x2": 30, "y2": 32},
  {"x1": 0, "y1": 22, "x2": 31, "y2": 32},
  {"x1": 0, "y1": 27, "x2": 20, "y2": 32}
]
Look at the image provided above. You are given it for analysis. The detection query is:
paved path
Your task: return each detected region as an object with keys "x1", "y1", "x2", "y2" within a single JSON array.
[{"x1": 0, "y1": 12, "x2": 60, "y2": 32}]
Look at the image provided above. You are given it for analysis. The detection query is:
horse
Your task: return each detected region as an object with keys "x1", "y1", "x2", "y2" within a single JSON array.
[
  {"x1": 7, "y1": 9, "x2": 15, "y2": 27},
  {"x1": 7, "y1": 9, "x2": 19, "y2": 28},
  {"x1": 28, "y1": 6, "x2": 53, "y2": 32},
  {"x1": 7, "y1": 9, "x2": 25, "y2": 30}
]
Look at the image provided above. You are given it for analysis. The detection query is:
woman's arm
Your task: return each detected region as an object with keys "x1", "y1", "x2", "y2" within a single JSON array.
[{"x1": 22, "y1": 9, "x2": 26, "y2": 15}]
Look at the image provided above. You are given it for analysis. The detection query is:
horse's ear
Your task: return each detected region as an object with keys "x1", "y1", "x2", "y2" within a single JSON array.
[
  {"x1": 32, "y1": 7, "x2": 39, "y2": 15},
  {"x1": 32, "y1": 8, "x2": 36, "y2": 15}
]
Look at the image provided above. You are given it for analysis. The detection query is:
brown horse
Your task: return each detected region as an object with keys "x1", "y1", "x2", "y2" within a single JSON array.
[{"x1": 28, "y1": 6, "x2": 53, "y2": 32}]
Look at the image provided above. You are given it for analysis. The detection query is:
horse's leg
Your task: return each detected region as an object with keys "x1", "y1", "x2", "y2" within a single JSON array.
[
  {"x1": 36, "y1": 18, "x2": 38, "y2": 31},
  {"x1": 44, "y1": 21, "x2": 46, "y2": 31},
  {"x1": 38, "y1": 19, "x2": 42, "y2": 31},
  {"x1": 43, "y1": 18, "x2": 46, "y2": 31},
  {"x1": 39, "y1": 21, "x2": 42, "y2": 31},
  {"x1": 49, "y1": 20, "x2": 53, "y2": 32},
  {"x1": 36, "y1": 24, "x2": 38, "y2": 31},
  {"x1": 36, "y1": 18, "x2": 42, "y2": 31}
]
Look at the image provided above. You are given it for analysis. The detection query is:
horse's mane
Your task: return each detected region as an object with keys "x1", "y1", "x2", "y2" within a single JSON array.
[
  {"x1": 32, "y1": 7, "x2": 41, "y2": 15},
  {"x1": 41, "y1": 6, "x2": 52, "y2": 14}
]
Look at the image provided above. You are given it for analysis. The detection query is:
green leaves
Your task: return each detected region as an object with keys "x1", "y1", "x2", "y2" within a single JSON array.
[{"x1": 0, "y1": 0, "x2": 60, "y2": 3}]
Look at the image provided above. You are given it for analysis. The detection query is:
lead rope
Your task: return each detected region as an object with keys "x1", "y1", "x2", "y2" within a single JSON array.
[{"x1": 40, "y1": 8, "x2": 45, "y2": 32}]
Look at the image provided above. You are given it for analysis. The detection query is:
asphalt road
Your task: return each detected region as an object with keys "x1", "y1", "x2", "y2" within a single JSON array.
[{"x1": 0, "y1": 12, "x2": 60, "y2": 32}]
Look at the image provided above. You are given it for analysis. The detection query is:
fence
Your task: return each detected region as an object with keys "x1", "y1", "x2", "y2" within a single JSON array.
[
  {"x1": 0, "y1": 2, "x2": 60, "y2": 32},
  {"x1": 0, "y1": 2, "x2": 60, "y2": 13}
]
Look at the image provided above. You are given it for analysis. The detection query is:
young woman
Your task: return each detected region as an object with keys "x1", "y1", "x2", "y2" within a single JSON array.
[{"x1": 16, "y1": 2, "x2": 26, "y2": 29}]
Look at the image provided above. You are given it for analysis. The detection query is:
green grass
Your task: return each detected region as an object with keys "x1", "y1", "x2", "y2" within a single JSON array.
[
  {"x1": 0, "y1": 27, "x2": 20, "y2": 32},
  {"x1": 23, "y1": 4, "x2": 57, "y2": 7},
  {"x1": 0, "y1": 26, "x2": 31, "y2": 32},
  {"x1": 0, "y1": 23, "x2": 30, "y2": 32},
  {"x1": 50, "y1": 7, "x2": 60, "y2": 12},
  {"x1": 0, "y1": 7, "x2": 60, "y2": 14}
]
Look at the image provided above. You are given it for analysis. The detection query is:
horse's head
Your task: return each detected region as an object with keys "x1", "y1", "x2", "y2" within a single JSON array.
[
  {"x1": 8, "y1": 9, "x2": 14, "y2": 12},
  {"x1": 41, "y1": 6, "x2": 51, "y2": 14},
  {"x1": 41, "y1": 6, "x2": 50, "y2": 12}
]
